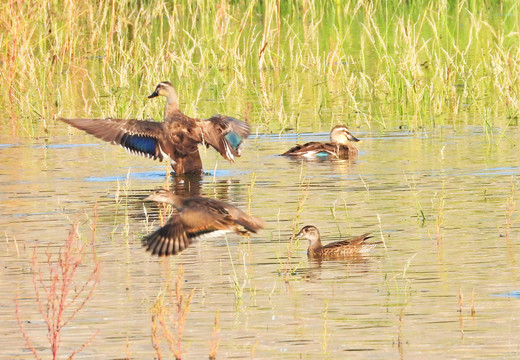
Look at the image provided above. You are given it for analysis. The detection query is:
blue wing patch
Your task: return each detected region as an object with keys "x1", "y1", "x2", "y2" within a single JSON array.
[
  {"x1": 316, "y1": 151, "x2": 330, "y2": 157},
  {"x1": 225, "y1": 132, "x2": 243, "y2": 150},
  {"x1": 121, "y1": 133, "x2": 157, "y2": 157}
]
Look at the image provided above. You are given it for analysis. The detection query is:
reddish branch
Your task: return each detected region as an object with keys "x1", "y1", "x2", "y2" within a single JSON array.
[{"x1": 15, "y1": 216, "x2": 100, "y2": 359}]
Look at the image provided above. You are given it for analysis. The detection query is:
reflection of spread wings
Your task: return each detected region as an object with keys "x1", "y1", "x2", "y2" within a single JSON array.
[
  {"x1": 143, "y1": 197, "x2": 265, "y2": 257},
  {"x1": 182, "y1": 197, "x2": 265, "y2": 233},
  {"x1": 142, "y1": 208, "x2": 234, "y2": 257}
]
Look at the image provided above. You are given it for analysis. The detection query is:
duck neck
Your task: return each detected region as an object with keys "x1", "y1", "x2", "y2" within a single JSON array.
[
  {"x1": 168, "y1": 195, "x2": 184, "y2": 209},
  {"x1": 164, "y1": 89, "x2": 180, "y2": 119},
  {"x1": 307, "y1": 238, "x2": 323, "y2": 255}
]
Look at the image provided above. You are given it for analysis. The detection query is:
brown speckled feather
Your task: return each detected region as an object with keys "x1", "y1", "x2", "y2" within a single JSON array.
[
  {"x1": 312, "y1": 233, "x2": 379, "y2": 257},
  {"x1": 296, "y1": 226, "x2": 379, "y2": 259}
]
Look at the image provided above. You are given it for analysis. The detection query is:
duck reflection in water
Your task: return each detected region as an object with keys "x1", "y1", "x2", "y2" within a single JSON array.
[{"x1": 142, "y1": 189, "x2": 264, "y2": 256}]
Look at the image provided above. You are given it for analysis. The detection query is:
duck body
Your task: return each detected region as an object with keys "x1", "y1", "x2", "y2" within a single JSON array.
[
  {"x1": 282, "y1": 125, "x2": 360, "y2": 159},
  {"x1": 143, "y1": 189, "x2": 265, "y2": 256},
  {"x1": 60, "y1": 81, "x2": 250, "y2": 175},
  {"x1": 296, "y1": 225, "x2": 379, "y2": 258}
]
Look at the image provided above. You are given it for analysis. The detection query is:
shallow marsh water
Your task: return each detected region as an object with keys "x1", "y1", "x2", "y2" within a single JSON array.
[
  {"x1": 3, "y1": 1, "x2": 520, "y2": 358},
  {"x1": 2, "y1": 124, "x2": 520, "y2": 359}
]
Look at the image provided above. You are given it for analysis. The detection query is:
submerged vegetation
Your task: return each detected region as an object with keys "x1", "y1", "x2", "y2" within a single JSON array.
[{"x1": 2, "y1": 0, "x2": 520, "y2": 136}]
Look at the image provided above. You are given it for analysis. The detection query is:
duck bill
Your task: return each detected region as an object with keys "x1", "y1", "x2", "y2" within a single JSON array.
[
  {"x1": 147, "y1": 90, "x2": 159, "y2": 99},
  {"x1": 348, "y1": 134, "x2": 361, "y2": 142}
]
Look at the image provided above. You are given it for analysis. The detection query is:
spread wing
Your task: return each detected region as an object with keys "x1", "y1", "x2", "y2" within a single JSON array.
[
  {"x1": 143, "y1": 196, "x2": 264, "y2": 257},
  {"x1": 199, "y1": 115, "x2": 251, "y2": 161},
  {"x1": 60, "y1": 118, "x2": 166, "y2": 161},
  {"x1": 143, "y1": 216, "x2": 194, "y2": 256},
  {"x1": 142, "y1": 207, "x2": 233, "y2": 256},
  {"x1": 219, "y1": 204, "x2": 265, "y2": 233},
  {"x1": 185, "y1": 197, "x2": 265, "y2": 234}
]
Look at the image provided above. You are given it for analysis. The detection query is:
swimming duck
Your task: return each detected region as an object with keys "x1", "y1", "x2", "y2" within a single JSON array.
[
  {"x1": 295, "y1": 225, "x2": 379, "y2": 258},
  {"x1": 143, "y1": 189, "x2": 265, "y2": 256},
  {"x1": 60, "y1": 81, "x2": 250, "y2": 175},
  {"x1": 282, "y1": 125, "x2": 360, "y2": 159}
]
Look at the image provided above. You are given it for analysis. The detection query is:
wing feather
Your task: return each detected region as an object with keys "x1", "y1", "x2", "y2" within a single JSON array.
[
  {"x1": 321, "y1": 233, "x2": 374, "y2": 250},
  {"x1": 60, "y1": 118, "x2": 166, "y2": 160},
  {"x1": 199, "y1": 115, "x2": 251, "y2": 161}
]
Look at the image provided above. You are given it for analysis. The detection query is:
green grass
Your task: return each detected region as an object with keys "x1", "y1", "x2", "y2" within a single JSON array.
[{"x1": 2, "y1": 0, "x2": 520, "y2": 136}]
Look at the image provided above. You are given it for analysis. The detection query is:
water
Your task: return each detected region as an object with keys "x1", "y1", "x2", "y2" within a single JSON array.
[{"x1": 2, "y1": 125, "x2": 520, "y2": 359}]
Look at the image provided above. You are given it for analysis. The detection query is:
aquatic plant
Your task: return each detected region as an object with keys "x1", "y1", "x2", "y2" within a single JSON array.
[
  {"x1": 14, "y1": 218, "x2": 100, "y2": 360},
  {"x1": 281, "y1": 180, "x2": 309, "y2": 282},
  {"x1": 208, "y1": 311, "x2": 220, "y2": 360},
  {"x1": 226, "y1": 235, "x2": 246, "y2": 302},
  {"x1": 150, "y1": 265, "x2": 194, "y2": 360},
  {"x1": 504, "y1": 177, "x2": 517, "y2": 240}
]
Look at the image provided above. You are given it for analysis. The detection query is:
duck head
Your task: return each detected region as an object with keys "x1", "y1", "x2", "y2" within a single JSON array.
[
  {"x1": 330, "y1": 125, "x2": 360, "y2": 144},
  {"x1": 145, "y1": 189, "x2": 183, "y2": 208},
  {"x1": 296, "y1": 225, "x2": 321, "y2": 248},
  {"x1": 148, "y1": 81, "x2": 179, "y2": 111}
]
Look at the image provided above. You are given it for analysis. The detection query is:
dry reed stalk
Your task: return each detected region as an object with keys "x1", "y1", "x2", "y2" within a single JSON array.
[
  {"x1": 504, "y1": 178, "x2": 516, "y2": 240},
  {"x1": 150, "y1": 265, "x2": 195, "y2": 360},
  {"x1": 208, "y1": 311, "x2": 220, "y2": 360},
  {"x1": 458, "y1": 288, "x2": 464, "y2": 338},
  {"x1": 470, "y1": 288, "x2": 476, "y2": 317},
  {"x1": 283, "y1": 182, "x2": 309, "y2": 282}
]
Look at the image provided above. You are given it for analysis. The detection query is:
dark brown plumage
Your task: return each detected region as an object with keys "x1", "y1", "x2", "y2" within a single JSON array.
[
  {"x1": 143, "y1": 189, "x2": 265, "y2": 256},
  {"x1": 296, "y1": 225, "x2": 380, "y2": 258},
  {"x1": 282, "y1": 125, "x2": 360, "y2": 159},
  {"x1": 60, "y1": 81, "x2": 250, "y2": 175}
]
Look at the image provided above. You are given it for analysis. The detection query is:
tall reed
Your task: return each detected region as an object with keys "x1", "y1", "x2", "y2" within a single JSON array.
[{"x1": 2, "y1": 1, "x2": 520, "y2": 135}]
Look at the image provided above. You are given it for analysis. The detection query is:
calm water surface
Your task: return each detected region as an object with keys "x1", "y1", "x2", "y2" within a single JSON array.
[{"x1": 2, "y1": 125, "x2": 520, "y2": 359}]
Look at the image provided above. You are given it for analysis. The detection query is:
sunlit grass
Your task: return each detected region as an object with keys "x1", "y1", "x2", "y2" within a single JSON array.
[{"x1": 2, "y1": 1, "x2": 520, "y2": 137}]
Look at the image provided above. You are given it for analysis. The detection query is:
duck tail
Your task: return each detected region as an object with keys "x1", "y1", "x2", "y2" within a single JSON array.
[{"x1": 235, "y1": 215, "x2": 265, "y2": 234}]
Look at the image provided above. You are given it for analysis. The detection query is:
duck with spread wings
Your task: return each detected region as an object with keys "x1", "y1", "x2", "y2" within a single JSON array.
[{"x1": 60, "y1": 81, "x2": 250, "y2": 175}]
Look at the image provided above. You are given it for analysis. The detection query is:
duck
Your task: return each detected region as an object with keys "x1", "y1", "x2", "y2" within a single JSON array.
[
  {"x1": 60, "y1": 81, "x2": 251, "y2": 175},
  {"x1": 295, "y1": 225, "x2": 380, "y2": 258},
  {"x1": 281, "y1": 125, "x2": 360, "y2": 159},
  {"x1": 143, "y1": 189, "x2": 265, "y2": 256}
]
